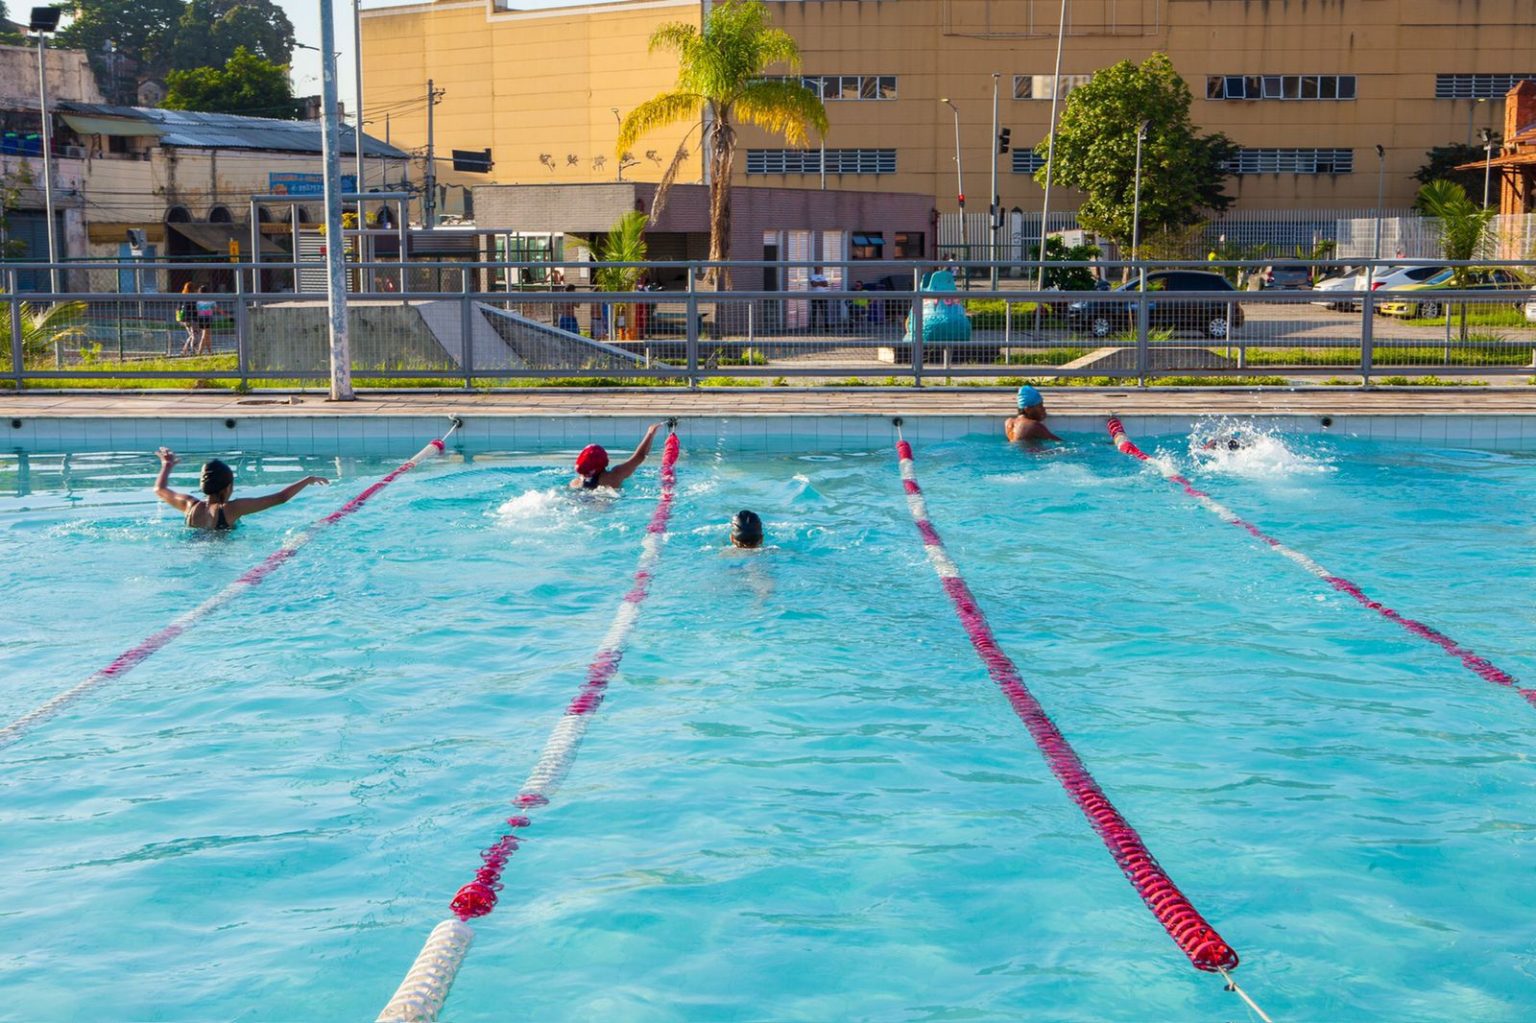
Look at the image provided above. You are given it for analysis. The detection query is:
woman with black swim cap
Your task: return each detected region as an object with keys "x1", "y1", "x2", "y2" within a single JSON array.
[
  {"x1": 730, "y1": 509, "x2": 764, "y2": 549},
  {"x1": 153, "y1": 447, "x2": 329, "y2": 531}
]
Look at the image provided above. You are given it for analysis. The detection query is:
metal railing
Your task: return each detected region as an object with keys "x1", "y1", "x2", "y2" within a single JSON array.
[{"x1": 4, "y1": 257, "x2": 1535, "y2": 390}]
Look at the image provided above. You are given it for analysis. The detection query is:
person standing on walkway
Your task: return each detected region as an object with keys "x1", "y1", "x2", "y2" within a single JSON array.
[
  {"x1": 194, "y1": 286, "x2": 216, "y2": 355},
  {"x1": 177, "y1": 282, "x2": 199, "y2": 355}
]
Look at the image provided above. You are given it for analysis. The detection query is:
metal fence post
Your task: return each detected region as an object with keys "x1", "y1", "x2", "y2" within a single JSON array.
[
  {"x1": 1360, "y1": 288, "x2": 1375, "y2": 387},
  {"x1": 461, "y1": 269, "x2": 475, "y2": 391},
  {"x1": 8, "y1": 270, "x2": 23, "y2": 389},
  {"x1": 1135, "y1": 265, "x2": 1150, "y2": 386},
  {"x1": 685, "y1": 274, "x2": 700, "y2": 390},
  {"x1": 234, "y1": 268, "x2": 249, "y2": 390},
  {"x1": 910, "y1": 266, "x2": 924, "y2": 387}
]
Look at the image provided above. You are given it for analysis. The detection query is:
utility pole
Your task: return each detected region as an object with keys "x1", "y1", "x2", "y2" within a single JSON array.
[
  {"x1": 30, "y1": 11, "x2": 61, "y2": 294},
  {"x1": 989, "y1": 72, "x2": 1000, "y2": 290},
  {"x1": 318, "y1": 0, "x2": 354, "y2": 399},
  {"x1": 1033, "y1": 0, "x2": 1068, "y2": 334},
  {"x1": 423, "y1": 79, "x2": 443, "y2": 226},
  {"x1": 353, "y1": 0, "x2": 366, "y2": 194}
]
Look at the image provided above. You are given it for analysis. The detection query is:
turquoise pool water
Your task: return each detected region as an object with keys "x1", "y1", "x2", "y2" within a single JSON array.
[{"x1": 2, "y1": 425, "x2": 1534, "y2": 1021}]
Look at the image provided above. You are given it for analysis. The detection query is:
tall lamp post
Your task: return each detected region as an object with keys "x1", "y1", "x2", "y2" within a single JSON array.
[
  {"x1": 318, "y1": 0, "x2": 354, "y2": 399},
  {"x1": 1372, "y1": 143, "x2": 1385, "y2": 260},
  {"x1": 989, "y1": 72, "x2": 1000, "y2": 290},
  {"x1": 29, "y1": 6, "x2": 61, "y2": 295},
  {"x1": 1131, "y1": 120, "x2": 1149, "y2": 263},
  {"x1": 941, "y1": 97, "x2": 966, "y2": 278},
  {"x1": 352, "y1": 0, "x2": 366, "y2": 193},
  {"x1": 1479, "y1": 127, "x2": 1495, "y2": 209}
]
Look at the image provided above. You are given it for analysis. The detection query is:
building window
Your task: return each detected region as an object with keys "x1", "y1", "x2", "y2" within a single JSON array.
[
  {"x1": 1224, "y1": 148, "x2": 1354, "y2": 175},
  {"x1": 850, "y1": 232, "x2": 884, "y2": 259},
  {"x1": 759, "y1": 74, "x2": 896, "y2": 100},
  {"x1": 894, "y1": 232, "x2": 924, "y2": 259},
  {"x1": 1013, "y1": 74, "x2": 1092, "y2": 100},
  {"x1": 1207, "y1": 75, "x2": 1356, "y2": 100},
  {"x1": 1434, "y1": 73, "x2": 1536, "y2": 99},
  {"x1": 746, "y1": 148, "x2": 897, "y2": 175},
  {"x1": 1011, "y1": 151, "x2": 1046, "y2": 173}
]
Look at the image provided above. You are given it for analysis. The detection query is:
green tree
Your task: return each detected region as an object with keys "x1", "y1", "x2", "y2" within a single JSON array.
[
  {"x1": 616, "y1": 0, "x2": 827, "y2": 280},
  {"x1": 56, "y1": 0, "x2": 186, "y2": 103},
  {"x1": 1412, "y1": 144, "x2": 1485, "y2": 204},
  {"x1": 164, "y1": 46, "x2": 298, "y2": 119},
  {"x1": 1417, "y1": 179, "x2": 1497, "y2": 339},
  {"x1": 171, "y1": 0, "x2": 294, "y2": 72},
  {"x1": 1025, "y1": 235, "x2": 1101, "y2": 291},
  {"x1": 0, "y1": 4, "x2": 23, "y2": 46},
  {"x1": 1037, "y1": 53, "x2": 1236, "y2": 251}
]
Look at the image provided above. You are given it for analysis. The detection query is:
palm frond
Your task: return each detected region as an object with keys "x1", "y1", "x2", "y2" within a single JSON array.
[
  {"x1": 617, "y1": 90, "x2": 703, "y2": 154},
  {"x1": 734, "y1": 80, "x2": 828, "y2": 145},
  {"x1": 649, "y1": 131, "x2": 699, "y2": 225},
  {"x1": 648, "y1": 21, "x2": 698, "y2": 58}
]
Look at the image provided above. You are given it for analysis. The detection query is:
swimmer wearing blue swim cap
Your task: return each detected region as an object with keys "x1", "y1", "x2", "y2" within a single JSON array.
[{"x1": 1005, "y1": 385, "x2": 1061, "y2": 443}]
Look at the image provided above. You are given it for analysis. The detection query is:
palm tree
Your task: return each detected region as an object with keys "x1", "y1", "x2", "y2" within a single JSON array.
[
  {"x1": 1416, "y1": 179, "x2": 1497, "y2": 340},
  {"x1": 593, "y1": 211, "x2": 649, "y2": 339},
  {"x1": 3, "y1": 299, "x2": 87, "y2": 364},
  {"x1": 616, "y1": 0, "x2": 828, "y2": 282}
]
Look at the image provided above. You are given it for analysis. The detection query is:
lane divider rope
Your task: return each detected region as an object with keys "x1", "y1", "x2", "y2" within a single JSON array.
[
  {"x1": 376, "y1": 429, "x2": 681, "y2": 1023},
  {"x1": 893, "y1": 427, "x2": 1270, "y2": 1019},
  {"x1": 1107, "y1": 417, "x2": 1529, "y2": 707},
  {"x1": 0, "y1": 419, "x2": 463, "y2": 750}
]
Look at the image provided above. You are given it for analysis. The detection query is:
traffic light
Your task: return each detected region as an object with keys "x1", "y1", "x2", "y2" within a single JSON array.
[
  {"x1": 451, "y1": 148, "x2": 494, "y2": 173},
  {"x1": 997, "y1": 128, "x2": 1011, "y2": 154}
]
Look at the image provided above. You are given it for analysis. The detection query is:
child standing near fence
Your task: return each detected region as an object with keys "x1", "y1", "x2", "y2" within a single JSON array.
[
  {"x1": 194, "y1": 286, "x2": 216, "y2": 355},
  {"x1": 177, "y1": 282, "x2": 198, "y2": 355}
]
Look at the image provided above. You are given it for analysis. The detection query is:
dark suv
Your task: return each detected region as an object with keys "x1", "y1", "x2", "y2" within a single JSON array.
[{"x1": 1065, "y1": 270, "x2": 1244, "y2": 339}]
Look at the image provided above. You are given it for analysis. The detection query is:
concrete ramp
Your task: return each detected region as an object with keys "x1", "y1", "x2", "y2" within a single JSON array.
[
  {"x1": 247, "y1": 300, "x2": 522, "y2": 373},
  {"x1": 477, "y1": 304, "x2": 679, "y2": 375}
]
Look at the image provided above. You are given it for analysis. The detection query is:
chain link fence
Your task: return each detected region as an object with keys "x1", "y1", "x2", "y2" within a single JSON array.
[{"x1": 5, "y1": 257, "x2": 1535, "y2": 388}]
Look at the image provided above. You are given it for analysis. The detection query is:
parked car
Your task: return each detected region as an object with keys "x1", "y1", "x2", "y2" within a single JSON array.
[
  {"x1": 1258, "y1": 263, "x2": 1313, "y2": 289},
  {"x1": 1065, "y1": 270, "x2": 1244, "y2": 339},
  {"x1": 1525, "y1": 298, "x2": 1536, "y2": 324},
  {"x1": 1311, "y1": 266, "x2": 1366, "y2": 308},
  {"x1": 1377, "y1": 268, "x2": 1528, "y2": 318}
]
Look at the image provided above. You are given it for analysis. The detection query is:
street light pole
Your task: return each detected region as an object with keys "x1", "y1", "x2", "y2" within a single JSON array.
[
  {"x1": 352, "y1": 0, "x2": 366, "y2": 192},
  {"x1": 989, "y1": 72, "x2": 999, "y2": 290},
  {"x1": 319, "y1": 0, "x2": 354, "y2": 400},
  {"x1": 1131, "y1": 120, "x2": 1148, "y2": 263},
  {"x1": 1033, "y1": 0, "x2": 1068, "y2": 331},
  {"x1": 941, "y1": 97, "x2": 966, "y2": 274},
  {"x1": 1372, "y1": 143, "x2": 1385, "y2": 260},
  {"x1": 29, "y1": 12, "x2": 60, "y2": 294},
  {"x1": 1479, "y1": 127, "x2": 1494, "y2": 209}
]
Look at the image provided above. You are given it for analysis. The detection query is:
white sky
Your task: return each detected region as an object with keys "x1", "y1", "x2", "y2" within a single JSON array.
[{"x1": 280, "y1": 0, "x2": 604, "y2": 132}]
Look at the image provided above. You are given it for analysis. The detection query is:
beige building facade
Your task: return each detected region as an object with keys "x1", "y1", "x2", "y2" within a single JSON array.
[{"x1": 363, "y1": 0, "x2": 1536, "y2": 221}]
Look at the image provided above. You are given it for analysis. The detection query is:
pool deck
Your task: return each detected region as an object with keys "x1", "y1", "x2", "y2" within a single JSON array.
[{"x1": 1, "y1": 387, "x2": 1532, "y2": 419}]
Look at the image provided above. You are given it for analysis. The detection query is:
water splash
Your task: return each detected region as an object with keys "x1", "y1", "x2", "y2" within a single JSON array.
[{"x1": 1188, "y1": 417, "x2": 1334, "y2": 477}]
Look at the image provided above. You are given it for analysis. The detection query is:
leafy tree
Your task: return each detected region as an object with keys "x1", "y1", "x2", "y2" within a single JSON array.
[
  {"x1": 1037, "y1": 53, "x2": 1236, "y2": 251},
  {"x1": 56, "y1": 0, "x2": 185, "y2": 103},
  {"x1": 1412, "y1": 144, "x2": 1485, "y2": 203},
  {"x1": 0, "y1": 4, "x2": 23, "y2": 45},
  {"x1": 172, "y1": 0, "x2": 294, "y2": 71},
  {"x1": 164, "y1": 46, "x2": 298, "y2": 119},
  {"x1": 1026, "y1": 235, "x2": 1100, "y2": 291},
  {"x1": 1416, "y1": 179, "x2": 1497, "y2": 339},
  {"x1": 616, "y1": 0, "x2": 827, "y2": 281}
]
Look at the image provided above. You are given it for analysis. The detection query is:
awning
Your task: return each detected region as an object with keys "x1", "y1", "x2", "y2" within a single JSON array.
[
  {"x1": 168, "y1": 221, "x2": 287, "y2": 255},
  {"x1": 61, "y1": 113, "x2": 164, "y2": 138}
]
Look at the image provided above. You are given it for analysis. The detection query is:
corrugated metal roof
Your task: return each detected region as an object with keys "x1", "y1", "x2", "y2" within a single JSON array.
[{"x1": 56, "y1": 102, "x2": 407, "y2": 159}]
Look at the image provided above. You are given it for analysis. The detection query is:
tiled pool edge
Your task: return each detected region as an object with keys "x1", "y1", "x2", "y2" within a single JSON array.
[{"x1": 5, "y1": 412, "x2": 1535, "y2": 453}]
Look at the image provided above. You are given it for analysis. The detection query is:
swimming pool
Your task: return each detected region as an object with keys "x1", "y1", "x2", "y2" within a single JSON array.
[{"x1": 2, "y1": 420, "x2": 1533, "y2": 1021}]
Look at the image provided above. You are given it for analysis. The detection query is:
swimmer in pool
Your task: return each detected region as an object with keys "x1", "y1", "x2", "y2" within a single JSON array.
[
  {"x1": 571, "y1": 422, "x2": 664, "y2": 491},
  {"x1": 729, "y1": 509, "x2": 764, "y2": 549},
  {"x1": 153, "y1": 447, "x2": 329, "y2": 531},
  {"x1": 1005, "y1": 385, "x2": 1061, "y2": 443}
]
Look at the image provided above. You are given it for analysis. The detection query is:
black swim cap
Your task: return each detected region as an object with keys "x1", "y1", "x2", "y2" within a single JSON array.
[
  {"x1": 200, "y1": 459, "x2": 234, "y2": 496},
  {"x1": 731, "y1": 509, "x2": 763, "y2": 546}
]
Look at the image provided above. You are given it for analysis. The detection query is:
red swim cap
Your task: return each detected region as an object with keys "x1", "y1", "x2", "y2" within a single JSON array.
[{"x1": 575, "y1": 444, "x2": 609, "y2": 477}]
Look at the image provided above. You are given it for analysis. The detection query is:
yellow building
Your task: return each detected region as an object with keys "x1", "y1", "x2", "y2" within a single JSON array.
[{"x1": 363, "y1": 0, "x2": 1536, "y2": 221}]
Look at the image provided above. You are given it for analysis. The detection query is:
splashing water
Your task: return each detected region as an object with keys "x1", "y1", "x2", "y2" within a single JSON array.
[{"x1": 1187, "y1": 417, "x2": 1335, "y2": 477}]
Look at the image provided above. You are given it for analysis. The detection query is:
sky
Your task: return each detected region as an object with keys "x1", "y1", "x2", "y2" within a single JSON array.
[{"x1": 280, "y1": 0, "x2": 601, "y2": 133}]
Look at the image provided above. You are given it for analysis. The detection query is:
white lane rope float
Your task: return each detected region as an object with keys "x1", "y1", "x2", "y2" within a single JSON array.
[
  {"x1": 0, "y1": 418, "x2": 464, "y2": 750},
  {"x1": 1107, "y1": 417, "x2": 1529, "y2": 707},
  {"x1": 376, "y1": 427, "x2": 681, "y2": 1023},
  {"x1": 892, "y1": 421, "x2": 1272, "y2": 1021}
]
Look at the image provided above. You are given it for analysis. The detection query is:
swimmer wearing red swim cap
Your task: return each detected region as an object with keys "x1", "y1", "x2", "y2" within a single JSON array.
[{"x1": 571, "y1": 422, "x2": 664, "y2": 490}]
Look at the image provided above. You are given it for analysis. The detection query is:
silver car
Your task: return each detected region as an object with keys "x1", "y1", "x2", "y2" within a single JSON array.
[{"x1": 1313, "y1": 265, "x2": 1445, "y2": 310}]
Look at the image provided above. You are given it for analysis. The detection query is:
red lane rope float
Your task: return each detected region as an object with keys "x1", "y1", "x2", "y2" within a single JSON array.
[
  {"x1": 1107, "y1": 417, "x2": 1531, "y2": 707},
  {"x1": 376, "y1": 430, "x2": 681, "y2": 1023},
  {"x1": 0, "y1": 422, "x2": 461, "y2": 750},
  {"x1": 893, "y1": 430, "x2": 1241, "y2": 976}
]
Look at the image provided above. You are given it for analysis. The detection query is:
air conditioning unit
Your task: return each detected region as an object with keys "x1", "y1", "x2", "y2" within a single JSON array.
[{"x1": 62, "y1": 145, "x2": 85, "y2": 159}]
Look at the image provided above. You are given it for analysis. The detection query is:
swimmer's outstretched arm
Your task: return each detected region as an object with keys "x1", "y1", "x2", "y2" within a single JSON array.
[
  {"x1": 226, "y1": 475, "x2": 330, "y2": 517},
  {"x1": 152, "y1": 447, "x2": 196, "y2": 513},
  {"x1": 606, "y1": 422, "x2": 662, "y2": 486}
]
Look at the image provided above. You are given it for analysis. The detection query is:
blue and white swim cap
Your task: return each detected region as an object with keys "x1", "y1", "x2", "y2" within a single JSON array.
[{"x1": 1016, "y1": 385, "x2": 1043, "y2": 409}]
